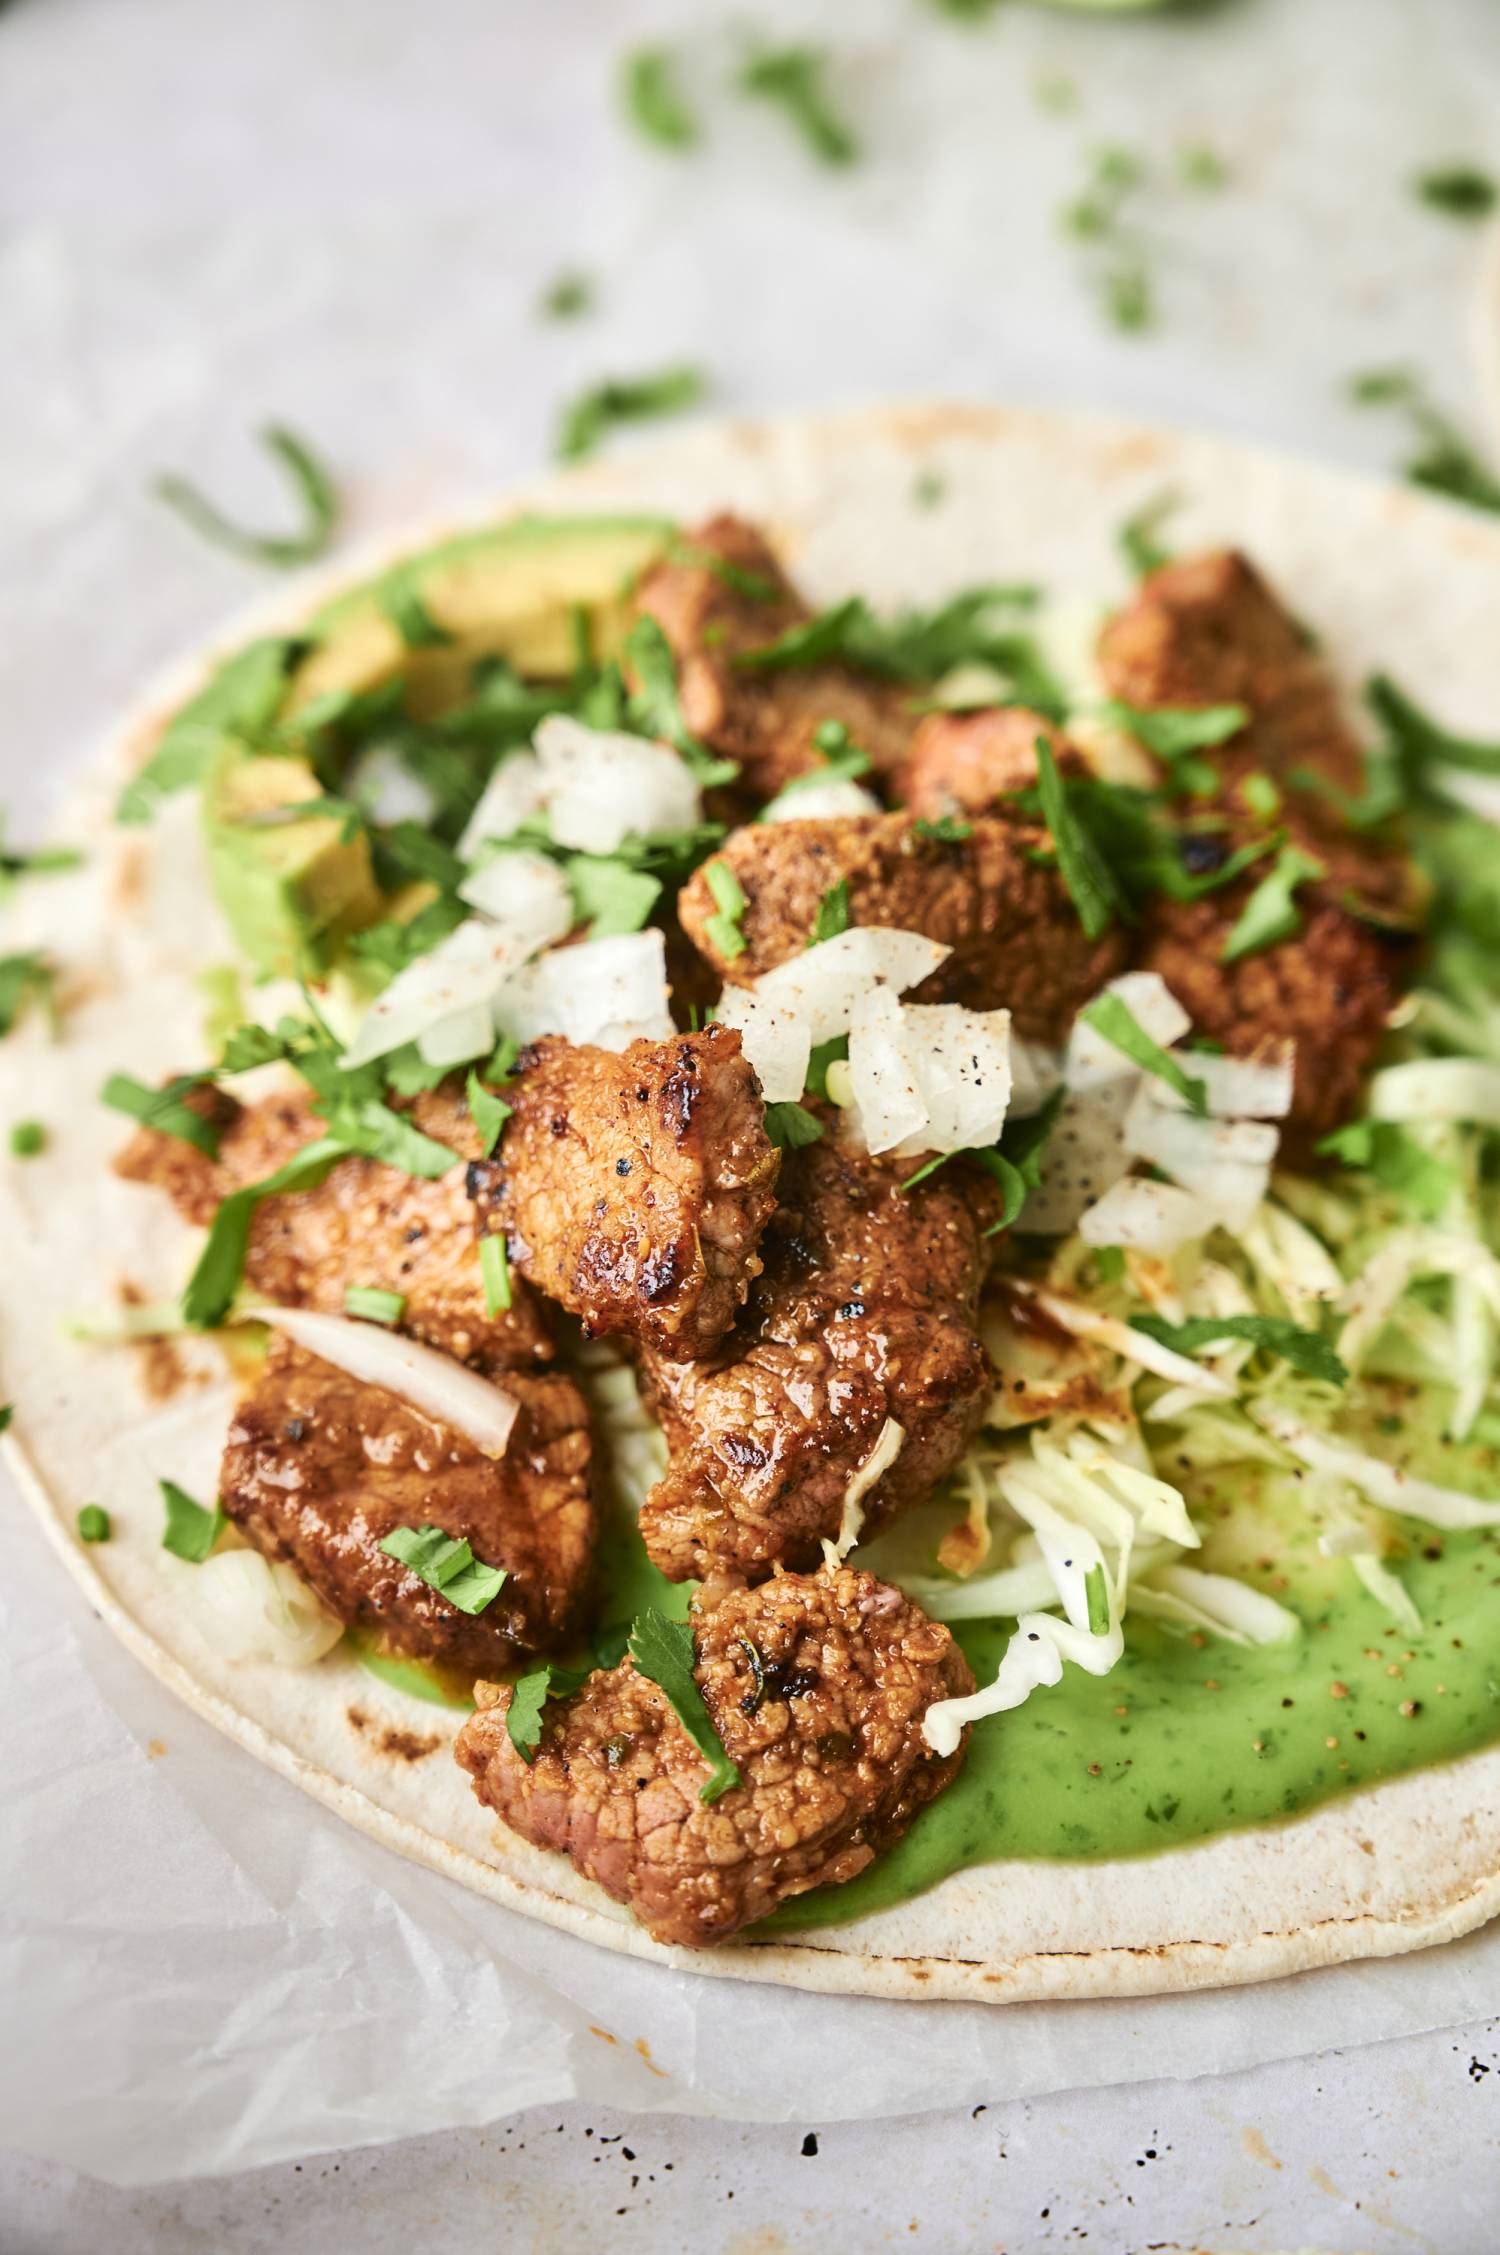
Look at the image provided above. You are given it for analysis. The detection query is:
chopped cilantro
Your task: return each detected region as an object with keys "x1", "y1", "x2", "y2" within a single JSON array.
[
  {"x1": 479, "y1": 1231, "x2": 512, "y2": 1315},
  {"x1": 77, "y1": 1505, "x2": 111, "y2": 1544},
  {"x1": 1094, "y1": 1244, "x2": 1126, "y2": 1282},
  {"x1": 620, "y1": 46, "x2": 699, "y2": 150},
  {"x1": 1220, "y1": 842, "x2": 1324, "y2": 962},
  {"x1": 737, "y1": 46, "x2": 858, "y2": 168},
  {"x1": 1034, "y1": 739, "x2": 1126, "y2": 941},
  {"x1": 101, "y1": 1071, "x2": 221, "y2": 1157},
  {"x1": 911, "y1": 814, "x2": 973, "y2": 844},
  {"x1": 0, "y1": 951, "x2": 58, "y2": 1038},
  {"x1": 1084, "y1": 1561, "x2": 1111, "y2": 1635},
  {"x1": 1414, "y1": 165, "x2": 1496, "y2": 219},
  {"x1": 0, "y1": 1405, "x2": 11, "y2": 1433},
  {"x1": 1316, "y1": 1119, "x2": 1456, "y2": 1222},
  {"x1": 381, "y1": 576, "x2": 452, "y2": 650},
  {"x1": 1348, "y1": 367, "x2": 1500, "y2": 516},
  {"x1": 913, "y1": 467, "x2": 947, "y2": 508},
  {"x1": 765, "y1": 1101, "x2": 824, "y2": 1151},
  {"x1": 627, "y1": 1608, "x2": 741, "y2": 1803},
  {"x1": 505, "y1": 1661, "x2": 590, "y2": 1760},
  {"x1": 810, "y1": 878, "x2": 850, "y2": 945},
  {"x1": 900, "y1": 1085, "x2": 1066, "y2": 1236},
  {"x1": 1118, "y1": 492, "x2": 1178, "y2": 577},
  {"x1": 1240, "y1": 772, "x2": 1282, "y2": 821},
  {"x1": 1130, "y1": 1312, "x2": 1348, "y2": 1388},
  {"x1": 160, "y1": 1479, "x2": 224, "y2": 1563},
  {"x1": 9, "y1": 1119, "x2": 45, "y2": 1158},
  {"x1": 539, "y1": 269, "x2": 594, "y2": 320},
  {"x1": 1177, "y1": 143, "x2": 1227, "y2": 191},
  {"x1": 1081, "y1": 991, "x2": 1207, "y2": 1113},
  {"x1": 379, "y1": 1524, "x2": 507, "y2": 1615},
  {"x1": 704, "y1": 857, "x2": 748, "y2": 959},
  {"x1": 466, "y1": 1069, "x2": 512, "y2": 1158},
  {"x1": 154, "y1": 425, "x2": 338, "y2": 568},
  {"x1": 1098, "y1": 699, "x2": 1248, "y2": 765},
  {"x1": 343, "y1": 1286, "x2": 406, "y2": 1326},
  {"x1": 0, "y1": 822, "x2": 81, "y2": 900},
  {"x1": 182, "y1": 1135, "x2": 348, "y2": 1329},
  {"x1": 566, "y1": 854, "x2": 662, "y2": 936},
  {"x1": 622, "y1": 616, "x2": 739, "y2": 785},
  {"x1": 556, "y1": 366, "x2": 707, "y2": 463},
  {"x1": 805, "y1": 1035, "x2": 848, "y2": 1101}
]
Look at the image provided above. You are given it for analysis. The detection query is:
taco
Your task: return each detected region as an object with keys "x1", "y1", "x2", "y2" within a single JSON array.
[{"x1": 6, "y1": 402, "x2": 1500, "y2": 2003}]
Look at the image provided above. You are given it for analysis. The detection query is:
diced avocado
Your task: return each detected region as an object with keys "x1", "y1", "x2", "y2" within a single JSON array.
[
  {"x1": 203, "y1": 752, "x2": 383, "y2": 977},
  {"x1": 284, "y1": 512, "x2": 677, "y2": 720}
]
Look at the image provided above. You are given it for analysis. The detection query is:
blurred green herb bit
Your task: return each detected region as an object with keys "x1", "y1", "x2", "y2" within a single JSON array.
[
  {"x1": 1349, "y1": 367, "x2": 1500, "y2": 516},
  {"x1": 1061, "y1": 148, "x2": 1154, "y2": 334},
  {"x1": 1414, "y1": 165, "x2": 1496, "y2": 219},
  {"x1": 737, "y1": 47, "x2": 859, "y2": 167},
  {"x1": 555, "y1": 366, "x2": 708, "y2": 462},
  {"x1": 620, "y1": 46, "x2": 700, "y2": 150},
  {"x1": 154, "y1": 425, "x2": 338, "y2": 568},
  {"x1": 539, "y1": 270, "x2": 594, "y2": 320}
]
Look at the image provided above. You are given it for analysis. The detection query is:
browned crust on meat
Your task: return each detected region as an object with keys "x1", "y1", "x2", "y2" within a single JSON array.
[
  {"x1": 466, "y1": 1027, "x2": 781, "y2": 1360},
  {"x1": 896, "y1": 706, "x2": 1083, "y2": 818},
  {"x1": 221, "y1": 1338, "x2": 596, "y2": 1671},
  {"x1": 678, "y1": 813, "x2": 1128, "y2": 1044},
  {"x1": 454, "y1": 1566, "x2": 973, "y2": 1947},
  {"x1": 114, "y1": 1080, "x2": 554, "y2": 1371},
  {"x1": 630, "y1": 514, "x2": 916, "y2": 802},
  {"x1": 636, "y1": 1135, "x2": 998, "y2": 1582}
]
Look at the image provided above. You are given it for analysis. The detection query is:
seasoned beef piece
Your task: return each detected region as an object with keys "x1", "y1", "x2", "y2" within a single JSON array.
[
  {"x1": 221, "y1": 1337, "x2": 595, "y2": 1673},
  {"x1": 454, "y1": 1565, "x2": 973, "y2": 1947},
  {"x1": 465, "y1": 1027, "x2": 780, "y2": 1360},
  {"x1": 630, "y1": 514, "x2": 915, "y2": 803},
  {"x1": 678, "y1": 813, "x2": 1128, "y2": 1044},
  {"x1": 1098, "y1": 548, "x2": 1423, "y2": 1141},
  {"x1": 897, "y1": 706, "x2": 1083, "y2": 818},
  {"x1": 636, "y1": 1135, "x2": 997, "y2": 1582},
  {"x1": 1097, "y1": 547, "x2": 1367, "y2": 800},
  {"x1": 116, "y1": 1082, "x2": 552, "y2": 1372}
]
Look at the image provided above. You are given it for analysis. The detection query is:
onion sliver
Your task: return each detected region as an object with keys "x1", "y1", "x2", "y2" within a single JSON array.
[
  {"x1": 1368, "y1": 1057, "x2": 1500, "y2": 1129},
  {"x1": 761, "y1": 778, "x2": 883, "y2": 824},
  {"x1": 534, "y1": 714, "x2": 701, "y2": 856},
  {"x1": 260, "y1": 1308, "x2": 519, "y2": 1457},
  {"x1": 721, "y1": 927, "x2": 951, "y2": 1047},
  {"x1": 1249, "y1": 1402, "x2": 1500, "y2": 1530},
  {"x1": 457, "y1": 752, "x2": 545, "y2": 861},
  {"x1": 177, "y1": 1549, "x2": 343, "y2": 1668},
  {"x1": 494, "y1": 927, "x2": 673, "y2": 1052},
  {"x1": 724, "y1": 991, "x2": 812, "y2": 1103},
  {"x1": 1078, "y1": 1176, "x2": 1212, "y2": 1255}
]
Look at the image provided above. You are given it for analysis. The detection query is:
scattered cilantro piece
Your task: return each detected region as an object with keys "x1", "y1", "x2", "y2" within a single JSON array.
[
  {"x1": 1104, "y1": 260, "x2": 1153, "y2": 333},
  {"x1": 621, "y1": 45, "x2": 699, "y2": 150},
  {"x1": 760, "y1": 722, "x2": 872, "y2": 815},
  {"x1": 627, "y1": 1608, "x2": 741, "y2": 1803},
  {"x1": 1177, "y1": 143, "x2": 1227, "y2": 191},
  {"x1": 765, "y1": 1101, "x2": 824, "y2": 1151},
  {"x1": 381, "y1": 576, "x2": 452, "y2": 650},
  {"x1": 1062, "y1": 147, "x2": 1155, "y2": 334},
  {"x1": 810, "y1": 877, "x2": 850, "y2": 945},
  {"x1": 1094, "y1": 1244, "x2": 1126, "y2": 1282},
  {"x1": 736, "y1": 586, "x2": 1048, "y2": 705},
  {"x1": 160, "y1": 1479, "x2": 224, "y2": 1563},
  {"x1": 466, "y1": 1069, "x2": 512, "y2": 1158},
  {"x1": 567, "y1": 854, "x2": 662, "y2": 936},
  {"x1": 77, "y1": 1505, "x2": 111, "y2": 1543},
  {"x1": 913, "y1": 467, "x2": 947, "y2": 508},
  {"x1": 1220, "y1": 842, "x2": 1325, "y2": 962},
  {"x1": 1034, "y1": 739, "x2": 1126, "y2": 941},
  {"x1": 0, "y1": 1404, "x2": 11, "y2": 1433},
  {"x1": 101, "y1": 1071, "x2": 221, "y2": 1157},
  {"x1": 10, "y1": 1120, "x2": 45, "y2": 1158},
  {"x1": 1081, "y1": 992, "x2": 1208, "y2": 1114},
  {"x1": 1098, "y1": 699, "x2": 1248, "y2": 764},
  {"x1": 911, "y1": 815, "x2": 972, "y2": 844},
  {"x1": 1368, "y1": 674, "x2": 1500, "y2": 782},
  {"x1": 1118, "y1": 491, "x2": 1178, "y2": 577},
  {"x1": 666, "y1": 541, "x2": 778, "y2": 603},
  {"x1": 539, "y1": 269, "x2": 594, "y2": 320},
  {"x1": 0, "y1": 951, "x2": 58, "y2": 1038},
  {"x1": 737, "y1": 46, "x2": 858, "y2": 167},
  {"x1": 343, "y1": 1286, "x2": 406, "y2": 1326},
  {"x1": 622, "y1": 616, "x2": 739, "y2": 785},
  {"x1": 0, "y1": 822, "x2": 81, "y2": 900},
  {"x1": 556, "y1": 365, "x2": 707, "y2": 463},
  {"x1": 1129, "y1": 1312, "x2": 1349, "y2": 1388},
  {"x1": 704, "y1": 857, "x2": 749, "y2": 959},
  {"x1": 182, "y1": 1135, "x2": 348, "y2": 1328},
  {"x1": 154, "y1": 425, "x2": 338, "y2": 568},
  {"x1": 378, "y1": 1524, "x2": 506, "y2": 1615},
  {"x1": 1414, "y1": 165, "x2": 1496, "y2": 219},
  {"x1": 805, "y1": 1035, "x2": 848, "y2": 1101},
  {"x1": 1316, "y1": 1119, "x2": 1456, "y2": 1222},
  {"x1": 479, "y1": 1231, "x2": 512, "y2": 1315},
  {"x1": 1240, "y1": 772, "x2": 1282, "y2": 821},
  {"x1": 1084, "y1": 1561, "x2": 1110, "y2": 1635},
  {"x1": 505, "y1": 1661, "x2": 591, "y2": 1760},
  {"x1": 117, "y1": 638, "x2": 306, "y2": 824},
  {"x1": 735, "y1": 597, "x2": 867, "y2": 673},
  {"x1": 1348, "y1": 367, "x2": 1500, "y2": 515},
  {"x1": 899, "y1": 1085, "x2": 1066, "y2": 1235}
]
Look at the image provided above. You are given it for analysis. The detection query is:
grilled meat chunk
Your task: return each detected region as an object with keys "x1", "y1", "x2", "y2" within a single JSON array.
[
  {"x1": 465, "y1": 1027, "x2": 780, "y2": 1360},
  {"x1": 1098, "y1": 547, "x2": 1422, "y2": 1141},
  {"x1": 897, "y1": 706, "x2": 1082, "y2": 819},
  {"x1": 630, "y1": 514, "x2": 915, "y2": 803},
  {"x1": 636, "y1": 1135, "x2": 997, "y2": 1582},
  {"x1": 455, "y1": 1565, "x2": 973, "y2": 1947},
  {"x1": 221, "y1": 1338, "x2": 596, "y2": 1673},
  {"x1": 116, "y1": 1082, "x2": 552, "y2": 1371},
  {"x1": 678, "y1": 813, "x2": 1127, "y2": 1044}
]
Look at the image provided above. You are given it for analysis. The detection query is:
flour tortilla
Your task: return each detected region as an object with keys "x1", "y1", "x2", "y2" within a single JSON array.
[{"x1": 7, "y1": 401, "x2": 1500, "y2": 2006}]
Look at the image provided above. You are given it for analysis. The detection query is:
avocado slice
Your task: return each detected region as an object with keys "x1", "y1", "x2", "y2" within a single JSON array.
[
  {"x1": 284, "y1": 511, "x2": 677, "y2": 720},
  {"x1": 204, "y1": 751, "x2": 383, "y2": 977}
]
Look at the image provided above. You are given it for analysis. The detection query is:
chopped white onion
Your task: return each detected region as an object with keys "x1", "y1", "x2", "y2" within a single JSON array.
[
  {"x1": 761, "y1": 779, "x2": 883, "y2": 824},
  {"x1": 456, "y1": 844, "x2": 575, "y2": 930},
  {"x1": 177, "y1": 1549, "x2": 344, "y2": 1668},
  {"x1": 845, "y1": 986, "x2": 932, "y2": 1155},
  {"x1": 1008, "y1": 1037, "x2": 1065, "y2": 1118},
  {"x1": 1015, "y1": 1079, "x2": 1136, "y2": 1234},
  {"x1": 1129, "y1": 1563, "x2": 1300, "y2": 1646},
  {"x1": 722, "y1": 991, "x2": 812, "y2": 1104},
  {"x1": 260, "y1": 1308, "x2": 520, "y2": 1457},
  {"x1": 343, "y1": 904, "x2": 564, "y2": 1069},
  {"x1": 1150, "y1": 1048, "x2": 1295, "y2": 1120},
  {"x1": 1078, "y1": 1176, "x2": 1213, "y2": 1255},
  {"x1": 415, "y1": 1000, "x2": 496, "y2": 1069},
  {"x1": 347, "y1": 744, "x2": 438, "y2": 828},
  {"x1": 844, "y1": 993, "x2": 1013, "y2": 1160},
  {"x1": 495, "y1": 928, "x2": 674, "y2": 1053},
  {"x1": 718, "y1": 927, "x2": 951, "y2": 1048},
  {"x1": 1248, "y1": 1402, "x2": 1500, "y2": 1531},
  {"x1": 1065, "y1": 972, "x2": 1191, "y2": 1088},
  {"x1": 533, "y1": 714, "x2": 701, "y2": 856},
  {"x1": 457, "y1": 751, "x2": 546, "y2": 860},
  {"x1": 1368, "y1": 1057, "x2": 1500, "y2": 1128}
]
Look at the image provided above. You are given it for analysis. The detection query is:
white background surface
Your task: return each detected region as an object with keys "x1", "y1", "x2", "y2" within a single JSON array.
[{"x1": 3, "y1": 0, "x2": 1500, "y2": 2246}]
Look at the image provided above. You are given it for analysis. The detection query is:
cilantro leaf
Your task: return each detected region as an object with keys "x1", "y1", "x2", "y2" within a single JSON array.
[
  {"x1": 1118, "y1": 491, "x2": 1178, "y2": 577},
  {"x1": 704, "y1": 856, "x2": 748, "y2": 959},
  {"x1": 182, "y1": 1135, "x2": 348, "y2": 1328},
  {"x1": 154, "y1": 425, "x2": 338, "y2": 568},
  {"x1": 566, "y1": 855, "x2": 662, "y2": 936},
  {"x1": 505, "y1": 1662, "x2": 589, "y2": 1760},
  {"x1": 556, "y1": 366, "x2": 707, "y2": 464},
  {"x1": 737, "y1": 45, "x2": 858, "y2": 167},
  {"x1": 1415, "y1": 166, "x2": 1496, "y2": 219},
  {"x1": 160, "y1": 1479, "x2": 225, "y2": 1563},
  {"x1": 764, "y1": 1101, "x2": 824, "y2": 1151},
  {"x1": 627, "y1": 1608, "x2": 741, "y2": 1804},
  {"x1": 0, "y1": 951, "x2": 58, "y2": 1038},
  {"x1": 1129, "y1": 1313, "x2": 1349, "y2": 1387},
  {"x1": 1220, "y1": 843, "x2": 1325, "y2": 962},
  {"x1": 622, "y1": 615, "x2": 738, "y2": 785},
  {"x1": 378, "y1": 1524, "x2": 507, "y2": 1614},
  {"x1": 1080, "y1": 992, "x2": 1207, "y2": 1113},
  {"x1": 1348, "y1": 367, "x2": 1500, "y2": 516},
  {"x1": 1034, "y1": 738, "x2": 1126, "y2": 941},
  {"x1": 620, "y1": 45, "x2": 699, "y2": 149},
  {"x1": 101, "y1": 1072, "x2": 221, "y2": 1157},
  {"x1": 1098, "y1": 699, "x2": 1249, "y2": 763},
  {"x1": 381, "y1": 576, "x2": 452, "y2": 650},
  {"x1": 810, "y1": 877, "x2": 850, "y2": 945},
  {"x1": 1316, "y1": 1119, "x2": 1457, "y2": 1222},
  {"x1": 466, "y1": 1069, "x2": 512, "y2": 1158}
]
